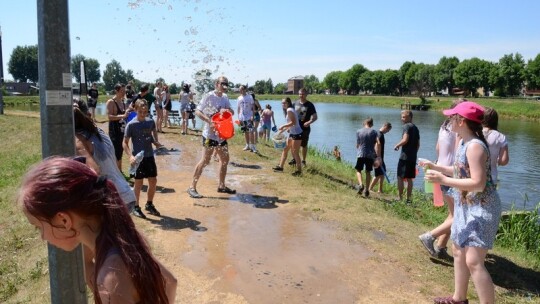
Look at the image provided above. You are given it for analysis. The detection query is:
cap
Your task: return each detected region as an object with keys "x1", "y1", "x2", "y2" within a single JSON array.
[{"x1": 442, "y1": 101, "x2": 484, "y2": 123}]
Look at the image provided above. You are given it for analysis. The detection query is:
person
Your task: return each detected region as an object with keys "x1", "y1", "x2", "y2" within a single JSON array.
[
  {"x1": 18, "y1": 157, "x2": 177, "y2": 303},
  {"x1": 187, "y1": 100, "x2": 197, "y2": 130},
  {"x1": 423, "y1": 101, "x2": 501, "y2": 304},
  {"x1": 162, "y1": 84, "x2": 172, "y2": 128},
  {"x1": 73, "y1": 97, "x2": 90, "y2": 117},
  {"x1": 179, "y1": 83, "x2": 194, "y2": 135},
  {"x1": 251, "y1": 93, "x2": 262, "y2": 144},
  {"x1": 106, "y1": 83, "x2": 130, "y2": 171},
  {"x1": 332, "y1": 145, "x2": 342, "y2": 161},
  {"x1": 355, "y1": 117, "x2": 380, "y2": 197},
  {"x1": 272, "y1": 97, "x2": 303, "y2": 176},
  {"x1": 369, "y1": 122, "x2": 392, "y2": 193},
  {"x1": 260, "y1": 104, "x2": 276, "y2": 142},
  {"x1": 292, "y1": 88, "x2": 317, "y2": 166},
  {"x1": 125, "y1": 81, "x2": 136, "y2": 100},
  {"x1": 237, "y1": 85, "x2": 257, "y2": 153},
  {"x1": 482, "y1": 107, "x2": 509, "y2": 185},
  {"x1": 73, "y1": 107, "x2": 136, "y2": 211},
  {"x1": 393, "y1": 110, "x2": 420, "y2": 204},
  {"x1": 123, "y1": 99, "x2": 163, "y2": 219},
  {"x1": 87, "y1": 82, "x2": 99, "y2": 121},
  {"x1": 187, "y1": 76, "x2": 236, "y2": 199},
  {"x1": 418, "y1": 100, "x2": 462, "y2": 260},
  {"x1": 154, "y1": 81, "x2": 164, "y2": 133},
  {"x1": 129, "y1": 83, "x2": 157, "y2": 117}
]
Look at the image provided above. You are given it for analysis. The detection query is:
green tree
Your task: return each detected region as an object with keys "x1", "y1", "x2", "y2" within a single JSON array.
[
  {"x1": 381, "y1": 69, "x2": 400, "y2": 95},
  {"x1": 265, "y1": 78, "x2": 274, "y2": 94},
  {"x1": 491, "y1": 53, "x2": 525, "y2": 96},
  {"x1": 71, "y1": 54, "x2": 101, "y2": 84},
  {"x1": 338, "y1": 64, "x2": 368, "y2": 94},
  {"x1": 398, "y1": 61, "x2": 415, "y2": 95},
  {"x1": 525, "y1": 53, "x2": 540, "y2": 89},
  {"x1": 405, "y1": 63, "x2": 435, "y2": 98},
  {"x1": 274, "y1": 83, "x2": 287, "y2": 94},
  {"x1": 434, "y1": 56, "x2": 459, "y2": 94},
  {"x1": 169, "y1": 83, "x2": 179, "y2": 94},
  {"x1": 253, "y1": 80, "x2": 267, "y2": 94},
  {"x1": 454, "y1": 58, "x2": 493, "y2": 97},
  {"x1": 323, "y1": 70, "x2": 343, "y2": 94},
  {"x1": 358, "y1": 71, "x2": 375, "y2": 93},
  {"x1": 8, "y1": 45, "x2": 38, "y2": 83},
  {"x1": 102, "y1": 60, "x2": 132, "y2": 91},
  {"x1": 303, "y1": 74, "x2": 320, "y2": 94}
]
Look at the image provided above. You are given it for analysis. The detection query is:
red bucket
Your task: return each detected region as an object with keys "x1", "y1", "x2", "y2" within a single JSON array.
[{"x1": 212, "y1": 111, "x2": 235, "y2": 140}]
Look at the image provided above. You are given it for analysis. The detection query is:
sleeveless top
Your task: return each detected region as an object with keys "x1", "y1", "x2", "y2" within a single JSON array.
[
  {"x1": 450, "y1": 138, "x2": 501, "y2": 249},
  {"x1": 286, "y1": 108, "x2": 302, "y2": 135},
  {"x1": 108, "y1": 98, "x2": 126, "y2": 139}
]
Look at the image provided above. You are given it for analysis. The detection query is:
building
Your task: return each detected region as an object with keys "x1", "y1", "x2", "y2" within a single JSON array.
[
  {"x1": 4, "y1": 82, "x2": 38, "y2": 95},
  {"x1": 286, "y1": 76, "x2": 304, "y2": 94}
]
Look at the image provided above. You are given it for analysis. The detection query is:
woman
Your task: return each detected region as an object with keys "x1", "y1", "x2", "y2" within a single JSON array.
[
  {"x1": 251, "y1": 93, "x2": 263, "y2": 143},
  {"x1": 482, "y1": 107, "x2": 509, "y2": 185},
  {"x1": 423, "y1": 102, "x2": 501, "y2": 304},
  {"x1": 260, "y1": 104, "x2": 276, "y2": 142},
  {"x1": 74, "y1": 107, "x2": 136, "y2": 211},
  {"x1": 179, "y1": 83, "x2": 194, "y2": 135},
  {"x1": 18, "y1": 157, "x2": 177, "y2": 303},
  {"x1": 272, "y1": 97, "x2": 303, "y2": 176},
  {"x1": 162, "y1": 85, "x2": 172, "y2": 128}
]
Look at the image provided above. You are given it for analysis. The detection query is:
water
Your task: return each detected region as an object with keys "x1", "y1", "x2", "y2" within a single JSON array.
[{"x1": 10, "y1": 99, "x2": 539, "y2": 210}]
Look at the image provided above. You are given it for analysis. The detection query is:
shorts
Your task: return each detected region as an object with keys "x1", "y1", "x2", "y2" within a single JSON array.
[
  {"x1": 254, "y1": 112, "x2": 261, "y2": 122},
  {"x1": 164, "y1": 102, "x2": 172, "y2": 111},
  {"x1": 262, "y1": 122, "x2": 271, "y2": 130},
  {"x1": 300, "y1": 127, "x2": 311, "y2": 147},
  {"x1": 355, "y1": 157, "x2": 374, "y2": 172},
  {"x1": 289, "y1": 133, "x2": 303, "y2": 140},
  {"x1": 397, "y1": 159, "x2": 416, "y2": 179},
  {"x1": 180, "y1": 103, "x2": 190, "y2": 112},
  {"x1": 133, "y1": 156, "x2": 157, "y2": 179},
  {"x1": 441, "y1": 185, "x2": 452, "y2": 196},
  {"x1": 87, "y1": 98, "x2": 97, "y2": 108},
  {"x1": 110, "y1": 135, "x2": 124, "y2": 161},
  {"x1": 240, "y1": 120, "x2": 254, "y2": 133},
  {"x1": 202, "y1": 136, "x2": 228, "y2": 148},
  {"x1": 374, "y1": 161, "x2": 386, "y2": 177},
  {"x1": 188, "y1": 111, "x2": 195, "y2": 119}
]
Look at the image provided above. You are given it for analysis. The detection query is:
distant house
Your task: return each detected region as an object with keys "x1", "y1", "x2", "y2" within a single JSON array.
[
  {"x1": 4, "y1": 82, "x2": 38, "y2": 95},
  {"x1": 524, "y1": 88, "x2": 540, "y2": 96},
  {"x1": 286, "y1": 76, "x2": 304, "y2": 94}
]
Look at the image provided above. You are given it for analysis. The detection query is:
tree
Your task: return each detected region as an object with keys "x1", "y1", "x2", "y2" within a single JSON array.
[
  {"x1": 8, "y1": 45, "x2": 38, "y2": 83},
  {"x1": 323, "y1": 70, "x2": 343, "y2": 94},
  {"x1": 274, "y1": 83, "x2": 287, "y2": 94},
  {"x1": 71, "y1": 54, "x2": 101, "y2": 84},
  {"x1": 454, "y1": 57, "x2": 493, "y2": 97},
  {"x1": 434, "y1": 56, "x2": 459, "y2": 94},
  {"x1": 303, "y1": 74, "x2": 320, "y2": 94},
  {"x1": 253, "y1": 80, "x2": 267, "y2": 94},
  {"x1": 102, "y1": 60, "x2": 131, "y2": 91},
  {"x1": 398, "y1": 61, "x2": 415, "y2": 95},
  {"x1": 380, "y1": 69, "x2": 400, "y2": 95},
  {"x1": 265, "y1": 78, "x2": 273, "y2": 94},
  {"x1": 338, "y1": 64, "x2": 368, "y2": 94},
  {"x1": 490, "y1": 53, "x2": 525, "y2": 96},
  {"x1": 525, "y1": 53, "x2": 540, "y2": 89},
  {"x1": 358, "y1": 71, "x2": 375, "y2": 93},
  {"x1": 405, "y1": 63, "x2": 435, "y2": 98},
  {"x1": 169, "y1": 83, "x2": 179, "y2": 94}
]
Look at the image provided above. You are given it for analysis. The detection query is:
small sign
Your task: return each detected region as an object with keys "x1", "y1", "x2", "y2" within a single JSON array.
[
  {"x1": 46, "y1": 90, "x2": 71, "y2": 106},
  {"x1": 62, "y1": 73, "x2": 72, "y2": 88}
]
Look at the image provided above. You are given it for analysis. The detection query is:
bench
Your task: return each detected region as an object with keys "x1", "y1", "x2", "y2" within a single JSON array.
[{"x1": 168, "y1": 110, "x2": 181, "y2": 125}]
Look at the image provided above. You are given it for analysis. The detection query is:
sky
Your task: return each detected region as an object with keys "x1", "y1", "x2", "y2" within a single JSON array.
[{"x1": 1, "y1": 0, "x2": 540, "y2": 86}]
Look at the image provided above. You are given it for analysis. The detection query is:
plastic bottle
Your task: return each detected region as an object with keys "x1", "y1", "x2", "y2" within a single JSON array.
[
  {"x1": 433, "y1": 183, "x2": 444, "y2": 207},
  {"x1": 129, "y1": 151, "x2": 144, "y2": 176},
  {"x1": 424, "y1": 169, "x2": 434, "y2": 193}
]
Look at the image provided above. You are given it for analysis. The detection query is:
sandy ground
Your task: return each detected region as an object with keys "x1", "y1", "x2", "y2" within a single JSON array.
[{"x1": 116, "y1": 124, "x2": 432, "y2": 304}]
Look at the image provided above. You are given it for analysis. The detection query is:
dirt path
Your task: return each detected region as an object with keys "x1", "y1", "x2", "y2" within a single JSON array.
[{"x1": 126, "y1": 126, "x2": 431, "y2": 304}]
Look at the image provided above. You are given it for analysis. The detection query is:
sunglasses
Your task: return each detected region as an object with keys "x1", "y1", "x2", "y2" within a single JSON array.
[{"x1": 220, "y1": 82, "x2": 229, "y2": 86}]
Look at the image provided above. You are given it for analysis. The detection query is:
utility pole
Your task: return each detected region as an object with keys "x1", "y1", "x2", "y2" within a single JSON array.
[
  {"x1": 37, "y1": 0, "x2": 87, "y2": 303},
  {"x1": 0, "y1": 26, "x2": 4, "y2": 115}
]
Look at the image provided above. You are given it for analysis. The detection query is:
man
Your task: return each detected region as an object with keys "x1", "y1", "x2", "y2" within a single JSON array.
[
  {"x1": 187, "y1": 76, "x2": 236, "y2": 199},
  {"x1": 237, "y1": 85, "x2": 257, "y2": 153},
  {"x1": 87, "y1": 82, "x2": 99, "y2": 121},
  {"x1": 129, "y1": 83, "x2": 158, "y2": 116},
  {"x1": 393, "y1": 110, "x2": 420, "y2": 204},
  {"x1": 355, "y1": 117, "x2": 380, "y2": 198},
  {"x1": 291, "y1": 88, "x2": 317, "y2": 166},
  {"x1": 369, "y1": 122, "x2": 392, "y2": 193}
]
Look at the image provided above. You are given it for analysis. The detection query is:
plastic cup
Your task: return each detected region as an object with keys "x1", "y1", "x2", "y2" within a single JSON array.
[
  {"x1": 433, "y1": 183, "x2": 444, "y2": 207},
  {"x1": 424, "y1": 169, "x2": 434, "y2": 193}
]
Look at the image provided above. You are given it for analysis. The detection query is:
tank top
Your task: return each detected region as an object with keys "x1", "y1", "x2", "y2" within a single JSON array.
[{"x1": 108, "y1": 98, "x2": 126, "y2": 139}]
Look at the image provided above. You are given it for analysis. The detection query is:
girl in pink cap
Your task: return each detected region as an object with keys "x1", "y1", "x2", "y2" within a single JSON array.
[{"x1": 422, "y1": 101, "x2": 501, "y2": 304}]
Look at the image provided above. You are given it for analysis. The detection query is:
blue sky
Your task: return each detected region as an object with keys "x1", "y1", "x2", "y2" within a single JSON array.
[{"x1": 1, "y1": 0, "x2": 539, "y2": 86}]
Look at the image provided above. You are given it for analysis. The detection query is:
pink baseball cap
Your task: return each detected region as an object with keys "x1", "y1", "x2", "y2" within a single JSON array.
[{"x1": 442, "y1": 101, "x2": 484, "y2": 123}]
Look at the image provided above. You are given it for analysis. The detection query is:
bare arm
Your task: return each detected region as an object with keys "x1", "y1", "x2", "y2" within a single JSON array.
[
  {"x1": 279, "y1": 110, "x2": 296, "y2": 131},
  {"x1": 304, "y1": 112, "x2": 318, "y2": 127},
  {"x1": 394, "y1": 132, "x2": 409, "y2": 151},
  {"x1": 498, "y1": 145, "x2": 509, "y2": 166}
]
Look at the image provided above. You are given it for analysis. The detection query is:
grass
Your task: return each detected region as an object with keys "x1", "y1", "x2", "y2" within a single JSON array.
[{"x1": 0, "y1": 113, "x2": 539, "y2": 303}]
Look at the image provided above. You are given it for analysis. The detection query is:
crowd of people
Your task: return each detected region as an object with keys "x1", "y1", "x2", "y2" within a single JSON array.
[{"x1": 26, "y1": 77, "x2": 509, "y2": 303}]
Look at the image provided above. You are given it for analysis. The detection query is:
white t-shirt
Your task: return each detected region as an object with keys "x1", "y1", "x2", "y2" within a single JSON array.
[
  {"x1": 237, "y1": 94, "x2": 254, "y2": 121},
  {"x1": 437, "y1": 126, "x2": 457, "y2": 166},
  {"x1": 483, "y1": 128, "x2": 508, "y2": 182},
  {"x1": 197, "y1": 91, "x2": 232, "y2": 142}
]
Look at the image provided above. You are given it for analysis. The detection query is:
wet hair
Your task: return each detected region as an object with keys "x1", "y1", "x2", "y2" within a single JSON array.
[
  {"x1": 73, "y1": 98, "x2": 89, "y2": 116},
  {"x1": 182, "y1": 83, "x2": 190, "y2": 93},
  {"x1": 18, "y1": 157, "x2": 169, "y2": 303},
  {"x1": 265, "y1": 104, "x2": 271, "y2": 110},
  {"x1": 73, "y1": 107, "x2": 102, "y2": 142},
  {"x1": 363, "y1": 117, "x2": 373, "y2": 127},
  {"x1": 134, "y1": 99, "x2": 148, "y2": 110},
  {"x1": 114, "y1": 83, "x2": 124, "y2": 92},
  {"x1": 482, "y1": 107, "x2": 498, "y2": 130}
]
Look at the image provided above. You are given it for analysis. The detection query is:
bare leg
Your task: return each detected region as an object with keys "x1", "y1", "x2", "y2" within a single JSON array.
[
  {"x1": 432, "y1": 195, "x2": 454, "y2": 247},
  {"x1": 356, "y1": 171, "x2": 364, "y2": 187},
  {"x1": 278, "y1": 139, "x2": 292, "y2": 168},
  {"x1": 452, "y1": 244, "x2": 471, "y2": 302},
  {"x1": 215, "y1": 145, "x2": 230, "y2": 188},
  {"x1": 466, "y1": 246, "x2": 495, "y2": 303},
  {"x1": 365, "y1": 171, "x2": 372, "y2": 191},
  {"x1": 406, "y1": 178, "x2": 414, "y2": 201},
  {"x1": 301, "y1": 146, "x2": 308, "y2": 162},
  {"x1": 133, "y1": 179, "x2": 144, "y2": 206},
  {"x1": 147, "y1": 177, "x2": 157, "y2": 202},
  {"x1": 190, "y1": 147, "x2": 213, "y2": 190},
  {"x1": 397, "y1": 177, "x2": 404, "y2": 200},
  {"x1": 291, "y1": 139, "x2": 302, "y2": 172}
]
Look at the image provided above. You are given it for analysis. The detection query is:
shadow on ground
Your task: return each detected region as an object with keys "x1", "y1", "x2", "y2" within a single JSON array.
[
  {"x1": 486, "y1": 253, "x2": 540, "y2": 296},
  {"x1": 148, "y1": 216, "x2": 208, "y2": 232},
  {"x1": 231, "y1": 193, "x2": 288, "y2": 208}
]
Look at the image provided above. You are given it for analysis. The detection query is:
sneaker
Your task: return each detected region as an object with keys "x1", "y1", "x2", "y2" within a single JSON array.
[
  {"x1": 131, "y1": 206, "x2": 147, "y2": 219},
  {"x1": 272, "y1": 166, "x2": 283, "y2": 172},
  {"x1": 187, "y1": 187, "x2": 203, "y2": 198},
  {"x1": 288, "y1": 159, "x2": 296, "y2": 166},
  {"x1": 418, "y1": 233, "x2": 437, "y2": 257},
  {"x1": 251, "y1": 145, "x2": 258, "y2": 153},
  {"x1": 436, "y1": 247, "x2": 453, "y2": 261},
  {"x1": 145, "y1": 203, "x2": 161, "y2": 216},
  {"x1": 292, "y1": 171, "x2": 302, "y2": 176},
  {"x1": 243, "y1": 144, "x2": 250, "y2": 151},
  {"x1": 357, "y1": 184, "x2": 365, "y2": 195},
  {"x1": 217, "y1": 186, "x2": 236, "y2": 194}
]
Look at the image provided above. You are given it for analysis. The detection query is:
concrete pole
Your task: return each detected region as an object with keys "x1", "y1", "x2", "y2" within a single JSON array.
[
  {"x1": 0, "y1": 26, "x2": 4, "y2": 115},
  {"x1": 37, "y1": 0, "x2": 87, "y2": 303}
]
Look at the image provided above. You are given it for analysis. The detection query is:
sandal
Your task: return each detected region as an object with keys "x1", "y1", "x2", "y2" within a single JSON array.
[
  {"x1": 433, "y1": 296, "x2": 468, "y2": 304},
  {"x1": 217, "y1": 186, "x2": 236, "y2": 194}
]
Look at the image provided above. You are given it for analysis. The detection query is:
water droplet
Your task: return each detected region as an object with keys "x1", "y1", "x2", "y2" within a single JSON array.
[{"x1": 75, "y1": 36, "x2": 80, "y2": 40}]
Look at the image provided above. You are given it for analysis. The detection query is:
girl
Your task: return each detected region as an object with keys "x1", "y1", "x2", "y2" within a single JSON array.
[
  {"x1": 18, "y1": 157, "x2": 177, "y2": 303},
  {"x1": 423, "y1": 101, "x2": 501, "y2": 304},
  {"x1": 260, "y1": 104, "x2": 276, "y2": 142},
  {"x1": 272, "y1": 97, "x2": 303, "y2": 176},
  {"x1": 251, "y1": 93, "x2": 262, "y2": 143},
  {"x1": 179, "y1": 83, "x2": 194, "y2": 135},
  {"x1": 482, "y1": 107, "x2": 509, "y2": 185}
]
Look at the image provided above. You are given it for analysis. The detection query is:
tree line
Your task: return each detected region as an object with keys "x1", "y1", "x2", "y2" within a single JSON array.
[{"x1": 6, "y1": 44, "x2": 540, "y2": 98}]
